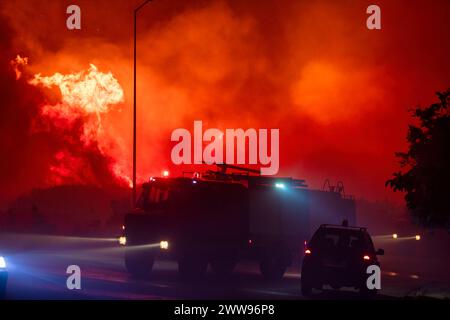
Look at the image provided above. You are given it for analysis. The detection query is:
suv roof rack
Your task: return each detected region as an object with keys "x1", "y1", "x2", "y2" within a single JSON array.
[{"x1": 320, "y1": 224, "x2": 367, "y2": 232}]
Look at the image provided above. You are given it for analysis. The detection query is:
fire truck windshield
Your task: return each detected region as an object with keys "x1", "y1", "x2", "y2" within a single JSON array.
[{"x1": 137, "y1": 184, "x2": 170, "y2": 210}]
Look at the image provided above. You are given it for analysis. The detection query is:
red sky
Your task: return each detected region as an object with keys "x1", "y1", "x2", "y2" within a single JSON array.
[{"x1": 0, "y1": 0, "x2": 449, "y2": 203}]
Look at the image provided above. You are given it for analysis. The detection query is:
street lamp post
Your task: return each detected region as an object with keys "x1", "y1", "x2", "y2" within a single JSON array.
[{"x1": 133, "y1": 0, "x2": 152, "y2": 205}]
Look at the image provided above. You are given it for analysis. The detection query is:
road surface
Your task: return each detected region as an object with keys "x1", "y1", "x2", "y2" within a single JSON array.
[{"x1": 0, "y1": 232, "x2": 449, "y2": 300}]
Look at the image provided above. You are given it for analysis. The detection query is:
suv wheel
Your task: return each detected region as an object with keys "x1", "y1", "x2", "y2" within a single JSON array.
[
  {"x1": 210, "y1": 257, "x2": 236, "y2": 278},
  {"x1": 301, "y1": 279, "x2": 313, "y2": 296}
]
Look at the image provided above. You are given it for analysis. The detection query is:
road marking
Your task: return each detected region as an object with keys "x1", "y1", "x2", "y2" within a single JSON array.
[{"x1": 243, "y1": 288, "x2": 299, "y2": 297}]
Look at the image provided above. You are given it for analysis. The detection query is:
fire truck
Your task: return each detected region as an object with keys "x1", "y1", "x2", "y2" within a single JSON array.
[{"x1": 122, "y1": 165, "x2": 355, "y2": 280}]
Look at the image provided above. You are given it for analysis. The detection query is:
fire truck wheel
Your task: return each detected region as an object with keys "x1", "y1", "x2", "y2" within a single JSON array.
[
  {"x1": 259, "y1": 257, "x2": 287, "y2": 281},
  {"x1": 210, "y1": 258, "x2": 236, "y2": 278},
  {"x1": 178, "y1": 255, "x2": 208, "y2": 280},
  {"x1": 124, "y1": 249, "x2": 154, "y2": 278}
]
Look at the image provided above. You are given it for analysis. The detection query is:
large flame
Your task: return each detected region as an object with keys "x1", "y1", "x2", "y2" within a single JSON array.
[
  {"x1": 30, "y1": 64, "x2": 124, "y2": 145},
  {"x1": 30, "y1": 64, "x2": 123, "y2": 114},
  {"x1": 19, "y1": 58, "x2": 131, "y2": 187}
]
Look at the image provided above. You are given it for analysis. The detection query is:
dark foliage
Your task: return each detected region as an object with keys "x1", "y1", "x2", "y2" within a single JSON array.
[{"x1": 386, "y1": 90, "x2": 450, "y2": 228}]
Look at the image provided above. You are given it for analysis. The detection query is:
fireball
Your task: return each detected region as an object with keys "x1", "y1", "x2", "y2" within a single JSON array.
[{"x1": 13, "y1": 56, "x2": 131, "y2": 187}]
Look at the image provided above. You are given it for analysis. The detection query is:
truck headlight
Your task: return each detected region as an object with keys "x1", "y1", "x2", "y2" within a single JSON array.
[
  {"x1": 0, "y1": 256, "x2": 6, "y2": 269},
  {"x1": 160, "y1": 241, "x2": 169, "y2": 250},
  {"x1": 119, "y1": 236, "x2": 127, "y2": 246}
]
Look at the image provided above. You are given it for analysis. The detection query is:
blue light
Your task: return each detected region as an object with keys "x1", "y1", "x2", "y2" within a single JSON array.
[{"x1": 275, "y1": 183, "x2": 285, "y2": 189}]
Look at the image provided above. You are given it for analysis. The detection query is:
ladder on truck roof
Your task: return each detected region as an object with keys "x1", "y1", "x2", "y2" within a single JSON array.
[{"x1": 201, "y1": 163, "x2": 308, "y2": 188}]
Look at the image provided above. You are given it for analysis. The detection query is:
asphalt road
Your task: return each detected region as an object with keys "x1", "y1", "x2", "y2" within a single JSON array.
[{"x1": 0, "y1": 232, "x2": 449, "y2": 300}]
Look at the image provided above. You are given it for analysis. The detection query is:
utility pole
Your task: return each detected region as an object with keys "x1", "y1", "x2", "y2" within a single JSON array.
[{"x1": 133, "y1": 0, "x2": 152, "y2": 205}]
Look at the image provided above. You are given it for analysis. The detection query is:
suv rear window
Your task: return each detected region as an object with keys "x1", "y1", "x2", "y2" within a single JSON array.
[{"x1": 309, "y1": 228, "x2": 374, "y2": 253}]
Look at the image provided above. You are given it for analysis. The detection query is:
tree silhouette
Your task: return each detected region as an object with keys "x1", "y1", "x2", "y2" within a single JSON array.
[{"x1": 386, "y1": 90, "x2": 450, "y2": 228}]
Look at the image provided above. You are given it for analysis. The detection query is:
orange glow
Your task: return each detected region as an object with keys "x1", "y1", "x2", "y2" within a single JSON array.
[
  {"x1": 290, "y1": 62, "x2": 382, "y2": 123},
  {"x1": 305, "y1": 249, "x2": 311, "y2": 255},
  {"x1": 162, "y1": 170, "x2": 170, "y2": 177},
  {"x1": 363, "y1": 255, "x2": 371, "y2": 260}
]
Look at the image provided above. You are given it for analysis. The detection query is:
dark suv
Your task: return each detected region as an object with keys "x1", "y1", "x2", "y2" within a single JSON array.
[{"x1": 301, "y1": 222, "x2": 384, "y2": 297}]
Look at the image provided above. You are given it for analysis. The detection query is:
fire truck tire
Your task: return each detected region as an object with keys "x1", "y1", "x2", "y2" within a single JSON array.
[
  {"x1": 210, "y1": 258, "x2": 237, "y2": 278},
  {"x1": 125, "y1": 249, "x2": 154, "y2": 278},
  {"x1": 259, "y1": 257, "x2": 288, "y2": 281},
  {"x1": 178, "y1": 255, "x2": 208, "y2": 280}
]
